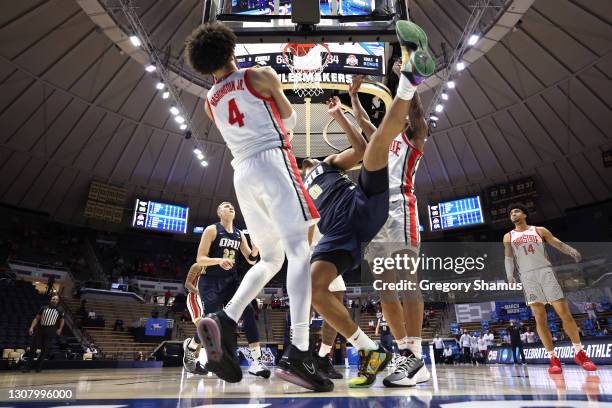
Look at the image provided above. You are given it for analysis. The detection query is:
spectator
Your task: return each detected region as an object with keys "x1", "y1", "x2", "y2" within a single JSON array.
[
  {"x1": 470, "y1": 334, "x2": 479, "y2": 365},
  {"x1": 432, "y1": 333, "x2": 445, "y2": 364},
  {"x1": 86, "y1": 343, "x2": 99, "y2": 359},
  {"x1": 459, "y1": 330, "x2": 471, "y2": 364},
  {"x1": 507, "y1": 319, "x2": 526, "y2": 365},
  {"x1": 484, "y1": 329, "x2": 495, "y2": 348},
  {"x1": 525, "y1": 327, "x2": 536, "y2": 344},
  {"x1": 477, "y1": 333, "x2": 488, "y2": 364},
  {"x1": 22, "y1": 295, "x2": 65, "y2": 373},
  {"x1": 375, "y1": 313, "x2": 394, "y2": 353},
  {"x1": 443, "y1": 345, "x2": 455, "y2": 365}
]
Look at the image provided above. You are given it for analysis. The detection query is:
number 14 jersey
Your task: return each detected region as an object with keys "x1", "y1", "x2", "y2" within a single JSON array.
[
  {"x1": 206, "y1": 69, "x2": 289, "y2": 168},
  {"x1": 510, "y1": 226, "x2": 551, "y2": 274}
]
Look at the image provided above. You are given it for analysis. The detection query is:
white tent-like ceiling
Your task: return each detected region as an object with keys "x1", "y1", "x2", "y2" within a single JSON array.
[{"x1": 0, "y1": 0, "x2": 610, "y2": 229}]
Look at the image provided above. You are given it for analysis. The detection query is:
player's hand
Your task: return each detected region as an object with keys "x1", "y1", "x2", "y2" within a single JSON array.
[
  {"x1": 219, "y1": 258, "x2": 235, "y2": 270},
  {"x1": 326, "y1": 96, "x2": 342, "y2": 114},
  {"x1": 28, "y1": 328, "x2": 34, "y2": 336},
  {"x1": 507, "y1": 276, "x2": 516, "y2": 284},
  {"x1": 56, "y1": 329, "x2": 62, "y2": 336},
  {"x1": 392, "y1": 59, "x2": 402, "y2": 78},
  {"x1": 570, "y1": 249, "x2": 582, "y2": 263},
  {"x1": 348, "y1": 75, "x2": 364, "y2": 97}
]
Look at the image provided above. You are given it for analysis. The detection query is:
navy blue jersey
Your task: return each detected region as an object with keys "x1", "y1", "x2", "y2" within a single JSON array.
[
  {"x1": 204, "y1": 223, "x2": 242, "y2": 278},
  {"x1": 303, "y1": 161, "x2": 356, "y2": 236}
]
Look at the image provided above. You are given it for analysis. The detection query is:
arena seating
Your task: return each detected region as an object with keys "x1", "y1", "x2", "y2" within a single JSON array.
[
  {"x1": 63, "y1": 297, "x2": 169, "y2": 360},
  {"x1": 0, "y1": 279, "x2": 81, "y2": 365}
]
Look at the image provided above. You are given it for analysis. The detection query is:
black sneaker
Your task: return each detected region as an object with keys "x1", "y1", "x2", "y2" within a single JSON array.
[
  {"x1": 197, "y1": 311, "x2": 242, "y2": 383},
  {"x1": 277, "y1": 345, "x2": 334, "y2": 392},
  {"x1": 314, "y1": 354, "x2": 343, "y2": 379},
  {"x1": 194, "y1": 361, "x2": 209, "y2": 375}
]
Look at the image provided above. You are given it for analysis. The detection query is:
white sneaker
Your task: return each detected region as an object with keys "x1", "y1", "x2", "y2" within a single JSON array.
[
  {"x1": 248, "y1": 359, "x2": 271, "y2": 379},
  {"x1": 383, "y1": 351, "x2": 430, "y2": 387},
  {"x1": 182, "y1": 338, "x2": 197, "y2": 373}
]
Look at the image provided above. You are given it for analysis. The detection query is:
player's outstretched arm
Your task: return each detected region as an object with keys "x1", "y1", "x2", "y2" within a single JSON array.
[
  {"x1": 239, "y1": 231, "x2": 259, "y2": 265},
  {"x1": 503, "y1": 233, "x2": 516, "y2": 283},
  {"x1": 197, "y1": 225, "x2": 234, "y2": 270},
  {"x1": 324, "y1": 96, "x2": 367, "y2": 171},
  {"x1": 348, "y1": 75, "x2": 376, "y2": 139},
  {"x1": 538, "y1": 227, "x2": 582, "y2": 262}
]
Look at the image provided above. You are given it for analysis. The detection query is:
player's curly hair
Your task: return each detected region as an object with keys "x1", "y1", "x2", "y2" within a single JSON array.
[
  {"x1": 184, "y1": 22, "x2": 237, "y2": 75},
  {"x1": 509, "y1": 204, "x2": 529, "y2": 218}
]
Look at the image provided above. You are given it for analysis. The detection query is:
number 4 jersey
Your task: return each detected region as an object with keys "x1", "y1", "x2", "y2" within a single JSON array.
[
  {"x1": 206, "y1": 68, "x2": 289, "y2": 168},
  {"x1": 509, "y1": 226, "x2": 552, "y2": 274}
]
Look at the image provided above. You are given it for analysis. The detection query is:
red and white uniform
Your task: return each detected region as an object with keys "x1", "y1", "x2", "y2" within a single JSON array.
[
  {"x1": 510, "y1": 226, "x2": 563, "y2": 304},
  {"x1": 366, "y1": 133, "x2": 423, "y2": 258},
  {"x1": 206, "y1": 69, "x2": 318, "y2": 265},
  {"x1": 186, "y1": 273, "x2": 203, "y2": 323}
]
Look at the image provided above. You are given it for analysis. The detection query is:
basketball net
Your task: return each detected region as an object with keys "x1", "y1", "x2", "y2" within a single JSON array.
[{"x1": 282, "y1": 43, "x2": 331, "y2": 98}]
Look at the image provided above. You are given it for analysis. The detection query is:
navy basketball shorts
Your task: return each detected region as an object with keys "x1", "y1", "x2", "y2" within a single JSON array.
[{"x1": 311, "y1": 165, "x2": 389, "y2": 275}]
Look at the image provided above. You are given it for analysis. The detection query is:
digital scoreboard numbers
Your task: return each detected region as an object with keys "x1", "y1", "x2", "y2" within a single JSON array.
[
  {"x1": 428, "y1": 196, "x2": 484, "y2": 231},
  {"x1": 132, "y1": 199, "x2": 188, "y2": 234}
]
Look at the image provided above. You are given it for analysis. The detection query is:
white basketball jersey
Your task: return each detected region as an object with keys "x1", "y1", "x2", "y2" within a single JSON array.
[
  {"x1": 510, "y1": 226, "x2": 551, "y2": 274},
  {"x1": 388, "y1": 132, "x2": 423, "y2": 246},
  {"x1": 206, "y1": 69, "x2": 289, "y2": 167}
]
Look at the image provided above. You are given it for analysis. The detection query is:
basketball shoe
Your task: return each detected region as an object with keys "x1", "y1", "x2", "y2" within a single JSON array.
[
  {"x1": 198, "y1": 310, "x2": 242, "y2": 383},
  {"x1": 575, "y1": 350, "x2": 597, "y2": 371},
  {"x1": 277, "y1": 345, "x2": 334, "y2": 392},
  {"x1": 395, "y1": 20, "x2": 435, "y2": 85},
  {"x1": 348, "y1": 342, "x2": 392, "y2": 388},
  {"x1": 247, "y1": 349, "x2": 271, "y2": 379},
  {"x1": 314, "y1": 353, "x2": 343, "y2": 379},
  {"x1": 548, "y1": 356, "x2": 563, "y2": 374},
  {"x1": 383, "y1": 349, "x2": 430, "y2": 387}
]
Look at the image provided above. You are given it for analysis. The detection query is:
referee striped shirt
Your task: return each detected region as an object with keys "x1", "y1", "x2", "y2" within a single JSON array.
[{"x1": 38, "y1": 306, "x2": 64, "y2": 327}]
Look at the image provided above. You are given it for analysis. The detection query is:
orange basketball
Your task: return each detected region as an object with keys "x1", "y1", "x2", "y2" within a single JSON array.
[{"x1": 287, "y1": 43, "x2": 316, "y2": 57}]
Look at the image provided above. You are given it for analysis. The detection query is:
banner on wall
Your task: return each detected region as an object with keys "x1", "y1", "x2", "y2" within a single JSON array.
[
  {"x1": 494, "y1": 301, "x2": 532, "y2": 321},
  {"x1": 487, "y1": 336, "x2": 612, "y2": 365}
]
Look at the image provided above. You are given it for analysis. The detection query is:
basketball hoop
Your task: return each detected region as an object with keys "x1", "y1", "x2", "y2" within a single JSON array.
[{"x1": 281, "y1": 43, "x2": 331, "y2": 98}]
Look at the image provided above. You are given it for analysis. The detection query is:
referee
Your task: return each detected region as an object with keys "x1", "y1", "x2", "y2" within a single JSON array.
[{"x1": 22, "y1": 295, "x2": 64, "y2": 372}]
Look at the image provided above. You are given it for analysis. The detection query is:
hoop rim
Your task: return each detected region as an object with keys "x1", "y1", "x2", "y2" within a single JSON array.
[{"x1": 281, "y1": 42, "x2": 332, "y2": 73}]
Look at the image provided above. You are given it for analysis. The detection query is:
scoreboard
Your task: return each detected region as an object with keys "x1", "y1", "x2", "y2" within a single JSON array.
[
  {"x1": 428, "y1": 196, "x2": 484, "y2": 231},
  {"x1": 132, "y1": 199, "x2": 188, "y2": 234}
]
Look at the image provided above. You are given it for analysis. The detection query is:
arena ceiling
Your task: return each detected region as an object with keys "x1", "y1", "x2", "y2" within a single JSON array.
[{"x1": 0, "y1": 0, "x2": 610, "y2": 230}]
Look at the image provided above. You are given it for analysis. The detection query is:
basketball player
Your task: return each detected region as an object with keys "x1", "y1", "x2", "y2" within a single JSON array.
[
  {"x1": 183, "y1": 262, "x2": 208, "y2": 375},
  {"x1": 310, "y1": 225, "x2": 345, "y2": 379},
  {"x1": 352, "y1": 71, "x2": 431, "y2": 387},
  {"x1": 185, "y1": 202, "x2": 270, "y2": 378},
  {"x1": 302, "y1": 20, "x2": 435, "y2": 388},
  {"x1": 184, "y1": 22, "x2": 332, "y2": 392},
  {"x1": 504, "y1": 205, "x2": 597, "y2": 374}
]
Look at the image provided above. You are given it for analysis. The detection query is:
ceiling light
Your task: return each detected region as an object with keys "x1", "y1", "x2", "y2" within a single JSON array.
[
  {"x1": 430, "y1": 115, "x2": 439, "y2": 121},
  {"x1": 180, "y1": 124, "x2": 187, "y2": 130},
  {"x1": 456, "y1": 61, "x2": 465, "y2": 71},
  {"x1": 197, "y1": 153, "x2": 204, "y2": 160},
  {"x1": 200, "y1": 160, "x2": 208, "y2": 167},
  {"x1": 193, "y1": 149, "x2": 202, "y2": 155},
  {"x1": 129, "y1": 36, "x2": 142, "y2": 47},
  {"x1": 435, "y1": 104, "x2": 444, "y2": 112},
  {"x1": 169, "y1": 106, "x2": 179, "y2": 115},
  {"x1": 156, "y1": 82, "x2": 165, "y2": 90},
  {"x1": 441, "y1": 92, "x2": 448, "y2": 100},
  {"x1": 162, "y1": 91, "x2": 170, "y2": 99},
  {"x1": 175, "y1": 115, "x2": 185, "y2": 124},
  {"x1": 430, "y1": 120, "x2": 438, "y2": 129},
  {"x1": 446, "y1": 81, "x2": 456, "y2": 89},
  {"x1": 468, "y1": 34, "x2": 479, "y2": 46},
  {"x1": 145, "y1": 64, "x2": 156, "y2": 73}
]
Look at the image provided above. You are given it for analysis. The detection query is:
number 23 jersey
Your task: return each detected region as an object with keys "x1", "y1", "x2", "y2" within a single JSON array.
[
  {"x1": 205, "y1": 223, "x2": 242, "y2": 278},
  {"x1": 206, "y1": 68, "x2": 289, "y2": 168}
]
